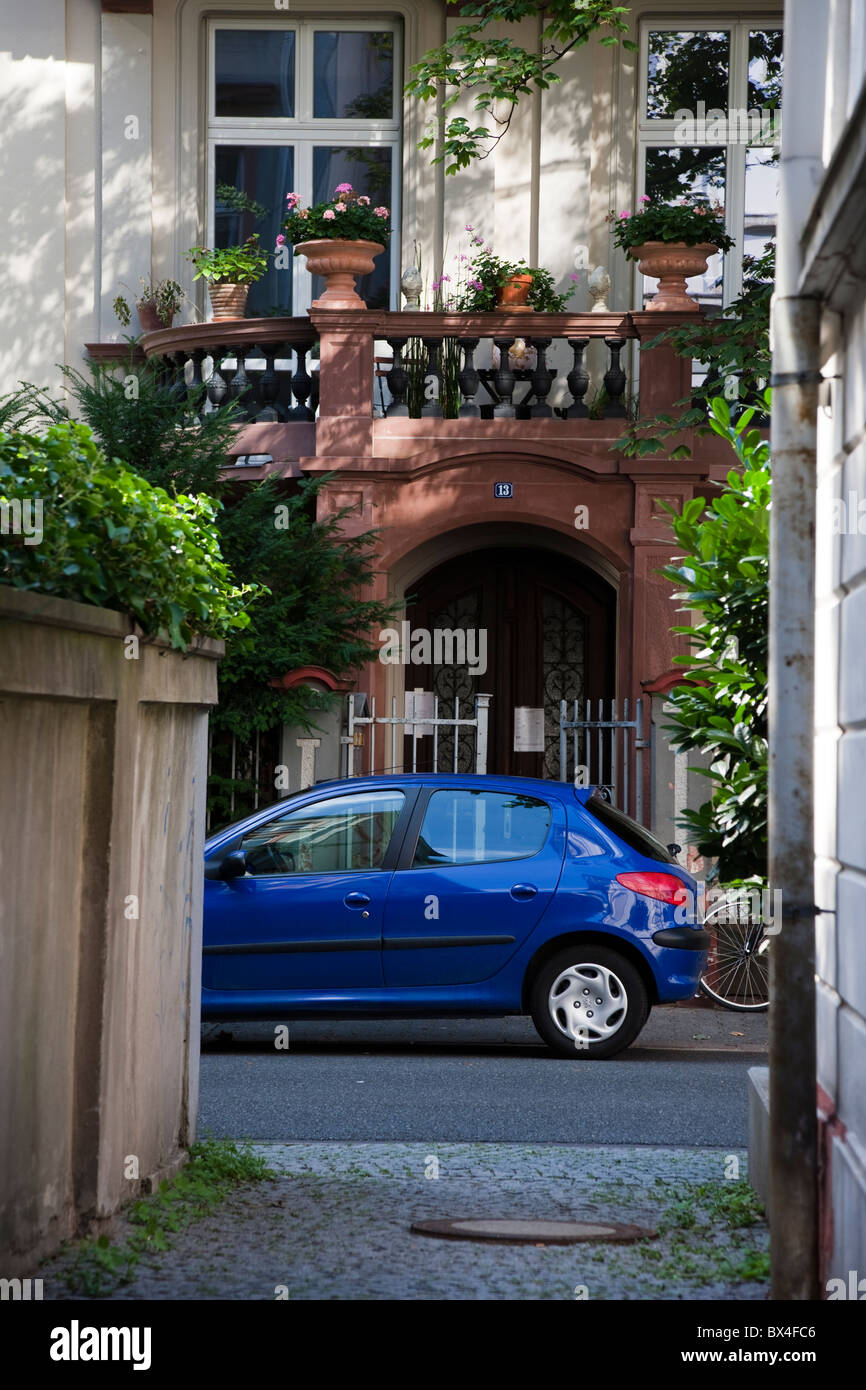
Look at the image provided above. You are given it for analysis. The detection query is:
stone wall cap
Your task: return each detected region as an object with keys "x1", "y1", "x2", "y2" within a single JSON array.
[{"x1": 0, "y1": 585, "x2": 224, "y2": 658}]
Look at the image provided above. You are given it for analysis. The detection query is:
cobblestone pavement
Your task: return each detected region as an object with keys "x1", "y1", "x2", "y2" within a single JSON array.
[{"x1": 39, "y1": 1144, "x2": 769, "y2": 1301}]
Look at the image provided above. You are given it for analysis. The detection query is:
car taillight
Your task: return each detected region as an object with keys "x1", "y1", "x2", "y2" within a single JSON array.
[{"x1": 615, "y1": 872, "x2": 689, "y2": 905}]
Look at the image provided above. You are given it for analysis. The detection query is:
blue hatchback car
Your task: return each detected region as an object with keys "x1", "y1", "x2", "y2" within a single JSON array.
[{"x1": 202, "y1": 774, "x2": 708, "y2": 1058}]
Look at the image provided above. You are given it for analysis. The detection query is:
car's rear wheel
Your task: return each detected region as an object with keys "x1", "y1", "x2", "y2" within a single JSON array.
[{"x1": 529, "y1": 945, "x2": 650, "y2": 1059}]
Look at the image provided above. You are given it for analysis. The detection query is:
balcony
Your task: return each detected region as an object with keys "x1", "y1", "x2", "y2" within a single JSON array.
[{"x1": 133, "y1": 305, "x2": 735, "y2": 477}]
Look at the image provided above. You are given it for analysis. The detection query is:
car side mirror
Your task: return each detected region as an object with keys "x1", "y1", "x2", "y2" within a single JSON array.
[{"x1": 218, "y1": 850, "x2": 247, "y2": 881}]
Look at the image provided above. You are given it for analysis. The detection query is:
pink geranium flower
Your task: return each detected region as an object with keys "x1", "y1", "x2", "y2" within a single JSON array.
[
  {"x1": 335, "y1": 183, "x2": 353, "y2": 194},
  {"x1": 374, "y1": 207, "x2": 389, "y2": 217},
  {"x1": 322, "y1": 208, "x2": 335, "y2": 220},
  {"x1": 639, "y1": 195, "x2": 651, "y2": 203},
  {"x1": 334, "y1": 203, "x2": 346, "y2": 211},
  {"x1": 275, "y1": 234, "x2": 286, "y2": 246},
  {"x1": 286, "y1": 192, "x2": 301, "y2": 209},
  {"x1": 358, "y1": 196, "x2": 370, "y2": 206}
]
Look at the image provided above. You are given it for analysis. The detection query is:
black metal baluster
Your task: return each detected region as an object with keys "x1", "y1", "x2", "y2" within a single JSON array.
[
  {"x1": 229, "y1": 346, "x2": 253, "y2": 420},
  {"x1": 458, "y1": 337, "x2": 481, "y2": 418},
  {"x1": 206, "y1": 348, "x2": 229, "y2": 412},
  {"x1": 420, "y1": 337, "x2": 443, "y2": 417},
  {"x1": 492, "y1": 338, "x2": 516, "y2": 418},
  {"x1": 385, "y1": 337, "x2": 409, "y2": 416},
  {"x1": 565, "y1": 337, "x2": 590, "y2": 417},
  {"x1": 529, "y1": 338, "x2": 554, "y2": 418},
  {"x1": 288, "y1": 341, "x2": 316, "y2": 420},
  {"x1": 603, "y1": 337, "x2": 627, "y2": 418},
  {"x1": 256, "y1": 344, "x2": 285, "y2": 422}
]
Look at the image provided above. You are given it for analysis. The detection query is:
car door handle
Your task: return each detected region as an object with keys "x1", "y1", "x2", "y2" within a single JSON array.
[
  {"x1": 344, "y1": 892, "x2": 371, "y2": 908},
  {"x1": 510, "y1": 884, "x2": 537, "y2": 901}
]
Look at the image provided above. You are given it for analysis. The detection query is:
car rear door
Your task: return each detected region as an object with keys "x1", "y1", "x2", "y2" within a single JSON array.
[
  {"x1": 204, "y1": 786, "x2": 415, "y2": 991},
  {"x1": 382, "y1": 784, "x2": 566, "y2": 987}
]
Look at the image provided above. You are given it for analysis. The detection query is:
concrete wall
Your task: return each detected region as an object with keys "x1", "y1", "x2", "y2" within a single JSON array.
[
  {"x1": 801, "y1": 0, "x2": 866, "y2": 1291},
  {"x1": 0, "y1": 586, "x2": 220, "y2": 1270}
]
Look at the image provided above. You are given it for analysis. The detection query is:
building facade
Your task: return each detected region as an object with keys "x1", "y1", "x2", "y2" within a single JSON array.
[{"x1": 0, "y1": 0, "x2": 782, "y2": 840}]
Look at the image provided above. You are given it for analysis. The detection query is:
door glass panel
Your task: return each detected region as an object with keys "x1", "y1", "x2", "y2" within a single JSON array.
[
  {"x1": 645, "y1": 30, "x2": 730, "y2": 119},
  {"x1": 215, "y1": 145, "x2": 294, "y2": 315},
  {"x1": 241, "y1": 790, "x2": 405, "y2": 875},
  {"x1": 542, "y1": 593, "x2": 586, "y2": 781},
  {"x1": 744, "y1": 145, "x2": 779, "y2": 261},
  {"x1": 311, "y1": 146, "x2": 392, "y2": 308},
  {"x1": 412, "y1": 790, "x2": 552, "y2": 868},
  {"x1": 427, "y1": 588, "x2": 483, "y2": 774},
  {"x1": 313, "y1": 31, "x2": 394, "y2": 119},
  {"x1": 215, "y1": 30, "x2": 295, "y2": 118}
]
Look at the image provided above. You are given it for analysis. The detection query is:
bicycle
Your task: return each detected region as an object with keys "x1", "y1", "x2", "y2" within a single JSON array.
[{"x1": 699, "y1": 888, "x2": 771, "y2": 1012}]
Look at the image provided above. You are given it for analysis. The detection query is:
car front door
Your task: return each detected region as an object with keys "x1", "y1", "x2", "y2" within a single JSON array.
[
  {"x1": 382, "y1": 785, "x2": 566, "y2": 987},
  {"x1": 204, "y1": 787, "x2": 413, "y2": 991}
]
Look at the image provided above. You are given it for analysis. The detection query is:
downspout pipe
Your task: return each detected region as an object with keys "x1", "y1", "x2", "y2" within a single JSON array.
[{"x1": 767, "y1": 0, "x2": 829, "y2": 1302}]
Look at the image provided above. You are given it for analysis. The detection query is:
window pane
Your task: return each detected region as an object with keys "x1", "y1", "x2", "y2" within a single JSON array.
[
  {"x1": 644, "y1": 147, "x2": 727, "y2": 311},
  {"x1": 744, "y1": 146, "x2": 779, "y2": 262},
  {"x1": 646, "y1": 30, "x2": 730, "y2": 119},
  {"x1": 748, "y1": 30, "x2": 784, "y2": 109},
  {"x1": 313, "y1": 31, "x2": 394, "y2": 119},
  {"x1": 412, "y1": 790, "x2": 552, "y2": 868},
  {"x1": 215, "y1": 31, "x2": 295, "y2": 119},
  {"x1": 242, "y1": 791, "x2": 405, "y2": 875},
  {"x1": 215, "y1": 146, "x2": 294, "y2": 315},
  {"x1": 312, "y1": 146, "x2": 392, "y2": 309}
]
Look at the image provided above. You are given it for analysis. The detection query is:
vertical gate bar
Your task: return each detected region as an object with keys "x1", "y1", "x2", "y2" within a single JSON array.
[
  {"x1": 347, "y1": 694, "x2": 355, "y2": 777},
  {"x1": 230, "y1": 734, "x2": 236, "y2": 819},
  {"x1": 370, "y1": 696, "x2": 376, "y2": 777},
  {"x1": 610, "y1": 698, "x2": 616, "y2": 806},
  {"x1": 453, "y1": 697, "x2": 459, "y2": 773},
  {"x1": 597, "y1": 698, "x2": 602, "y2": 793},
  {"x1": 433, "y1": 694, "x2": 439, "y2": 772},
  {"x1": 560, "y1": 699, "x2": 567, "y2": 782},
  {"x1": 636, "y1": 698, "x2": 644, "y2": 824},
  {"x1": 411, "y1": 692, "x2": 418, "y2": 773},
  {"x1": 254, "y1": 729, "x2": 261, "y2": 810},
  {"x1": 623, "y1": 699, "x2": 630, "y2": 816}
]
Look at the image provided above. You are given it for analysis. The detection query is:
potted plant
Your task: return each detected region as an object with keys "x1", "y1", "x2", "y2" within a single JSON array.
[
  {"x1": 280, "y1": 185, "x2": 390, "y2": 309},
  {"x1": 608, "y1": 197, "x2": 735, "y2": 311},
  {"x1": 113, "y1": 278, "x2": 185, "y2": 332},
  {"x1": 185, "y1": 235, "x2": 269, "y2": 319},
  {"x1": 453, "y1": 231, "x2": 579, "y2": 312}
]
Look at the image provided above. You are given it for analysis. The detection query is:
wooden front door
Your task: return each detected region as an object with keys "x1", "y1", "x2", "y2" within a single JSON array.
[{"x1": 404, "y1": 547, "x2": 616, "y2": 778}]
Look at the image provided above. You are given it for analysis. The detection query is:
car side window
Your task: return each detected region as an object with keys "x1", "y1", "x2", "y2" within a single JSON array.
[
  {"x1": 241, "y1": 790, "x2": 405, "y2": 876},
  {"x1": 412, "y1": 789, "x2": 552, "y2": 868}
]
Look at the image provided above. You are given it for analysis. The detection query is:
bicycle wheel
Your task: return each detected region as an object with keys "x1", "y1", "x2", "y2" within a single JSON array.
[{"x1": 700, "y1": 896, "x2": 770, "y2": 1012}]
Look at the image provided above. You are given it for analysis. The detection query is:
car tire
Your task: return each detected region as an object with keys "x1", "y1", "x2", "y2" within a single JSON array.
[{"x1": 529, "y1": 945, "x2": 650, "y2": 1059}]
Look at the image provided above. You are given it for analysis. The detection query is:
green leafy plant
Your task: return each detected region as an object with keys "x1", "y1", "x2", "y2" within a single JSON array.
[
  {"x1": 61, "y1": 1140, "x2": 275, "y2": 1296},
  {"x1": 406, "y1": 1, "x2": 637, "y2": 173},
  {"x1": 187, "y1": 235, "x2": 269, "y2": 285},
  {"x1": 280, "y1": 184, "x2": 392, "y2": 246},
  {"x1": 453, "y1": 229, "x2": 578, "y2": 311},
  {"x1": 609, "y1": 195, "x2": 735, "y2": 253},
  {"x1": 113, "y1": 278, "x2": 186, "y2": 328},
  {"x1": 659, "y1": 394, "x2": 770, "y2": 880},
  {"x1": 0, "y1": 420, "x2": 257, "y2": 650}
]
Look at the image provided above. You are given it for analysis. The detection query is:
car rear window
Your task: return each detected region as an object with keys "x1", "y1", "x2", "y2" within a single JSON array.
[{"x1": 582, "y1": 795, "x2": 676, "y2": 864}]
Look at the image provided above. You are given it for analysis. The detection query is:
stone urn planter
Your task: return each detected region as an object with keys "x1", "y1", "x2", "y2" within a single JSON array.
[
  {"x1": 630, "y1": 241, "x2": 716, "y2": 311},
  {"x1": 136, "y1": 301, "x2": 173, "y2": 332},
  {"x1": 208, "y1": 282, "x2": 250, "y2": 319},
  {"x1": 294, "y1": 238, "x2": 385, "y2": 309},
  {"x1": 495, "y1": 272, "x2": 534, "y2": 311}
]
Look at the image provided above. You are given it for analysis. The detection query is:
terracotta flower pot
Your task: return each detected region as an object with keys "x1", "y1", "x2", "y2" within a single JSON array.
[
  {"x1": 294, "y1": 238, "x2": 385, "y2": 310},
  {"x1": 630, "y1": 241, "x2": 716, "y2": 312},
  {"x1": 495, "y1": 273, "x2": 534, "y2": 311},
  {"x1": 209, "y1": 282, "x2": 250, "y2": 319},
  {"x1": 137, "y1": 301, "x2": 171, "y2": 332}
]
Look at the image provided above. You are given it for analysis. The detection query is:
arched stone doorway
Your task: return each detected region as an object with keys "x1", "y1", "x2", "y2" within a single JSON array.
[{"x1": 403, "y1": 545, "x2": 616, "y2": 778}]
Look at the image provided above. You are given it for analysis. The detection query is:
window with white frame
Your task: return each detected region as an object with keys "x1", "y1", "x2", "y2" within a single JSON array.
[
  {"x1": 636, "y1": 20, "x2": 783, "y2": 311},
  {"x1": 207, "y1": 19, "x2": 401, "y2": 316}
]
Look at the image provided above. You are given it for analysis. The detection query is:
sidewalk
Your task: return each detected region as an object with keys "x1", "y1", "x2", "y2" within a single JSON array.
[{"x1": 38, "y1": 1142, "x2": 769, "y2": 1301}]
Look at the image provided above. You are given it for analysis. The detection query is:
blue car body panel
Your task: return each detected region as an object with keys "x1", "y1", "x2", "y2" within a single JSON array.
[{"x1": 201, "y1": 774, "x2": 706, "y2": 1019}]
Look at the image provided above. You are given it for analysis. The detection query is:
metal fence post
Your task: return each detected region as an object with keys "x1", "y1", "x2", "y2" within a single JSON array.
[{"x1": 474, "y1": 694, "x2": 491, "y2": 774}]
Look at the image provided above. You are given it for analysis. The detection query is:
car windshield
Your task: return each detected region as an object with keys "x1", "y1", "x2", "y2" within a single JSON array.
[{"x1": 582, "y1": 795, "x2": 677, "y2": 864}]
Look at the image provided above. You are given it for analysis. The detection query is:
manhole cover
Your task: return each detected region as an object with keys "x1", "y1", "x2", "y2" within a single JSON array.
[{"x1": 410, "y1": 1218, "x2": 656, "y2": 1245}]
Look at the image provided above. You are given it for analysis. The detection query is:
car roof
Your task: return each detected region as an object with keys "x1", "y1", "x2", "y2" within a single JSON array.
[{"x1": 304, "y1": 772, "x2": 595, "y2": 801}]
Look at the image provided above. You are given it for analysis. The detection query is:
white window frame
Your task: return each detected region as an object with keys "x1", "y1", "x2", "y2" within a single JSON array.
[
  {"x1": 636, "y1": 17, "x2": 783, "y2": 309},
  {"x1": 207, "y1": 16, "x2": 402, "y2": 314}
]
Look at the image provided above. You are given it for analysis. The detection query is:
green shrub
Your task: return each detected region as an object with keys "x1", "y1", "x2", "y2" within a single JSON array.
[{"x1": 0, "y1": 420, "x2": 257, "y2": 649}]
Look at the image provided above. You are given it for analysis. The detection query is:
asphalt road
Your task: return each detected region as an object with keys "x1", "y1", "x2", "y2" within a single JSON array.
[{"x1": 198, "y1": 1008, "x2": 766, "y2": 1147}]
